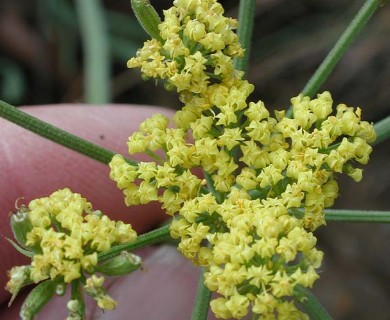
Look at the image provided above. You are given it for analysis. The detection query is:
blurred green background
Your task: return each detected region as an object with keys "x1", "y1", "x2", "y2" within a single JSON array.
[{"x1": 1, "y1": 1, "x2": 389, "y2": 319}]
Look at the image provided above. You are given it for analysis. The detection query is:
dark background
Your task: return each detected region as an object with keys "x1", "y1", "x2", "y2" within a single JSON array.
[{"x1": 1, "y1": 1, "x2": 389, "y2": 319}]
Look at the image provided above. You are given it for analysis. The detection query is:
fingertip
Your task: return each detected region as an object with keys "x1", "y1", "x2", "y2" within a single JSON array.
[{"x1": 0, "y1": 104, "x2": 174, "y2": 304}]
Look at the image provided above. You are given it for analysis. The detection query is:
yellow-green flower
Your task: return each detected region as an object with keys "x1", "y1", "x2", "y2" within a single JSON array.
[
  {"x1": 7, "y1": 188, "x2": 140, "y2": 319},
  {"x1": 109, "y1": 0, "x2": 378, "y2": 318}
]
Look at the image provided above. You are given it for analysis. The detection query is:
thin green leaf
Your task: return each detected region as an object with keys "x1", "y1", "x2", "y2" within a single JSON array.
[
  {"x1": 191, "y1": 267, "x2": 211, "y2": 320},
  {"x1": 97, "y1": 224, "x2": 171, "y2": 261},
  {"x1": 373, "y1": 114, "x2": 390, "y2": 145},
  {"x1": 295, "y1": 285, "x2": 333, "y2": 320},
  {"x1": 5, "y1": 238, "x2": 34, "y2": 258},
  {"x1": 70, "y1": 280, "x2": 85, "y2": 319},
  {"x1": 0, "y1": 100, "x2": 137, "y2": 166},
  {"x1": 234, "y1": 0, "x2": 257, "y2": 74},
  {"x1": 75, "y1": 0, "x2": 111, "y2": 103},
  {"x1": 325, "y1": 209, "x2": 390, "y2": 223},
  {"x1": 286, "y1": 0, "x2": 382, "y2": 117}
]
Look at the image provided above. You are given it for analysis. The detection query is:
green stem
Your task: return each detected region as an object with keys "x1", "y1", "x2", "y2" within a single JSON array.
[
  {"x1": 234, "y1": 0, "x2": 256, "y2": 74},
  {"x1": 373, "y1": 114, "x2": 390, "y2": 145},
  {"x1": 0, "y1": 100, "x2": 137, "y2": 166},
  {"x1": 97, "y1": 224, "x2": 171, "y2": 261},
  {"x1": 286, "y1": 0, "x2": 382, "y2": 117},
  {"x1": 191, "y1": 267, "x2": 212, "y2": 320},
  {"x1": 75, "y1": 0, "x2": 111, "y2": 103},
  {"x1": 70, "y1": 280, "x2": 85, "y2": 319},
  {"x1": 325, "y1": 209, "x2": 390, "y2": 223},
  {"x1": 145, "y1": 149, "x2": 165, "y2": 163},
  {"x1": 295, "y1": 285, "x2": 333, "y2": 320},
  {"x1": 203, "y1": 171, "x2": 222, "y2": 203}
]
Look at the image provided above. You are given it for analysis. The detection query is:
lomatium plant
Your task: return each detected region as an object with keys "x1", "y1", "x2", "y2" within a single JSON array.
[
  {"x1": 6, "y1": 188, "x2": 140, "y2": 319},
  {"x1": 2, "y1": 0, "x2": 388, "y2": 319}
]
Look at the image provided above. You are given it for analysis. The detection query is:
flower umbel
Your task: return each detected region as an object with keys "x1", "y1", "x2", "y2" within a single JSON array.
[
  {"x1": 6, "y1": 188, "x2": 140, "y2": 320},
  {"x1": 109, "y1": 0, "x2": 377, "y2": 318}
]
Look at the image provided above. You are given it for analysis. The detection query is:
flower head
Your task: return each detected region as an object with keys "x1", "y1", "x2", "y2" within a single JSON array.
[
  {"x1": 112, "y1": 1, "x2": 377, "y2": 318},
  {"x1": 7, "y1": 188, "x2": 140, "y2": 319}
]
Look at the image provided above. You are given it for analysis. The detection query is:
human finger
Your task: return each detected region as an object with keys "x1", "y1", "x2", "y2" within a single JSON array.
[{"x1": 0, "y1": 104, "x2": 174, "y2": 304}]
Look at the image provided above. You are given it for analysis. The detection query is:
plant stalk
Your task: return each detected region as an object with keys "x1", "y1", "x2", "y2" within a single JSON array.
[
  {"x1": 286, "y1": 0, "x2": 382, "y2": 117},
  {"x1": 75, "y1": 0, "x2": 111, "y2": 103},
  {"x1": 373, "y1": 114, "x2": 390, "y2": 146},
  {"x1": 325, "y1": 209, "x2": 390, "y2": 223},
  {"x1": 97, "y1": 224, "x2": 171, "y2": 261},
  {"x1": 191, "y1": 267, "x2": 212, "y2": 320},
  {"x1": 0, "y1": 100, "x2": 136, "y2": 165},
  {"x1": 234, "y1": 0, "x2": 257, "y2": 74},
  {"x1": 295, "y1": 285, "x2": 333, "y2": 320}
]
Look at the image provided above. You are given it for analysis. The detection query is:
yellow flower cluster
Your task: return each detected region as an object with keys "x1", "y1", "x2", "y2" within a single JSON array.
[
  {"x1": 6, "y1": 188, "x2": 137, "y2": 313},
  {"x1": 128, "y1": 0, "x2": 244, "y2": 96},
  {"x1": 110, "y1": 0, "x2": 376, "y2": 318},
  {"x1": 84, "y1": 275, "x2": 118, "y2": 310},
  {"x1": 25, "y1": 188, "x2": 136, "y2": 283}
]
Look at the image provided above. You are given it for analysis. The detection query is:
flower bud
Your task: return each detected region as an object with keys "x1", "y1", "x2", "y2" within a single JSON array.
[
  {"x1": 66, "y1": 299, "x2": 83, "y2": 320},
  {"x1": 20, "y1": 280, "x2": 57, "y2": 320},
  {"x1": 131, "y1": 0, "x2": 163, "y2": 42},
  {"x1": 10, "y1": 211, "x2": 33, "y2": 249},
  {"x1": 343, "y1": 163, "x2": 363, "y2": 182},
  {"x1": 95, "y1": 251, "x2": 142, "y2": 276},
  {"x1": 56, "y1": 282, "x2": 67, "y2": 296},
  {"x1": 6, "y1": 265, "x2": 33, "y2": 306}
]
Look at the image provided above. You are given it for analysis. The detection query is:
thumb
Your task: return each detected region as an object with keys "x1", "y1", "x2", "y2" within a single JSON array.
[{"x1": 0, "y1": 104, "x2": 174, "y2": 304}]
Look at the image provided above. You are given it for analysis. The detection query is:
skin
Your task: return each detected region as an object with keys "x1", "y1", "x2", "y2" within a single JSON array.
[{"x1": 0, "y1": 105, "x2": 211, "y2": 319}]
